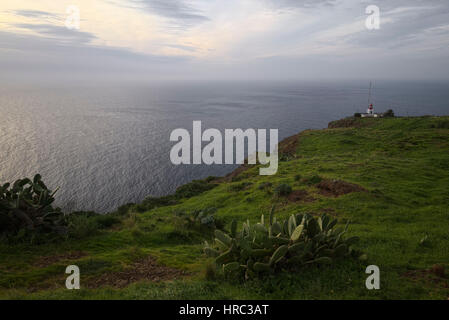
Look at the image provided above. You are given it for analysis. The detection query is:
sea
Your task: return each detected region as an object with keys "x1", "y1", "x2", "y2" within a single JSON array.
[{"x1": 1, "y1": 80, "x2": 448, "y2": 212}]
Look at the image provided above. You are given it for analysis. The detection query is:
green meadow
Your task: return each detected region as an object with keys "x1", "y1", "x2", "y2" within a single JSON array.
[{"x1": 1, "y1": 116, "x2": 448, "y2": 300}]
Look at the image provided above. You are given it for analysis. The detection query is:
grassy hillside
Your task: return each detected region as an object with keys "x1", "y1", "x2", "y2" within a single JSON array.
[{"x1": 1, "y1": 116, "x2": 448, "y2": 300}]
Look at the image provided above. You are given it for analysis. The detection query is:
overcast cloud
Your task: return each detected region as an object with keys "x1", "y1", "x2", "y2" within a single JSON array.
[{"x1": 0, "y1": 0, "x2": 448, "y2": 83}]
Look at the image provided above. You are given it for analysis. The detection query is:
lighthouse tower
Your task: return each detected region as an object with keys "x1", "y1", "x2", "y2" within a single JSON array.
[{"x1": 367, "y1": 103, "x2": 374, "y2": 114}]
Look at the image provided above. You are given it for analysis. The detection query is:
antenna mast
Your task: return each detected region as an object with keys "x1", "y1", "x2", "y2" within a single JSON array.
[{"x1": 368, "y1": 81, "x2": 372, "y2": 106}]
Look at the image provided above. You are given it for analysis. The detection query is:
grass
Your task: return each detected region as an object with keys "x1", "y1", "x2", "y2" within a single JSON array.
[{"x1": 1, "y1": 116, "x2": 448, "y2": 300}]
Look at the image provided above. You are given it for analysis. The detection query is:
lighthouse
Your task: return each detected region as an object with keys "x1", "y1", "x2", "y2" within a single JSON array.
[
  {"x1": 361, "y1": 83, "x2": 381, "y2": 118},
  {"x1": 362, "y1": 103, "x2": 379, "y2": 117}
]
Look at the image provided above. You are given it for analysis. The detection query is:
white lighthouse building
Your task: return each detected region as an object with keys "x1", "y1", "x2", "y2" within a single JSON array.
[{"x1": 361, "y1": 103, "x2": 380, "y2": 117}]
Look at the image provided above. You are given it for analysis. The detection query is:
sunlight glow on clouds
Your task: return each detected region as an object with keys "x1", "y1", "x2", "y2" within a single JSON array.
[{"x1": 0, "y1": 0, "x2": 448, "y2": 81}]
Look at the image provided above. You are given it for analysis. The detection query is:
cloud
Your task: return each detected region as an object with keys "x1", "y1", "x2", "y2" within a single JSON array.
[
  {"x1": 14, "y1": 23, "x2": 96, "y2": 44},
  {"x1": 131, "y1": 0, "x2": 209, "y2": 28},
  {"x1": 342, "y1": 1, "x2": 449, "y2": 51},
  {"x1": 0, "y1": 29, "x2": 192, "y2": 82},
  {"x1": 14, "y1": 9, "x2": 59, "y2": 19},
  {"x1": 1, "y1": 0, "x2": 449, "y2": 81},
  {"x1": 360, "y1": 0, "x2": 449, "y2": 11},
  {"x1": 264, "y1": 0, "x2": 337, "y2": 10},
  {"x1": 165, "y1": 44, "x2": 198, "y2": 52}
]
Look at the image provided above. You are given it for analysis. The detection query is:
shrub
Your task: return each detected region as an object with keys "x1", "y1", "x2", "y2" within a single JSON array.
[
  {"x1": 294, "y1": 174, "x2": 302, "y2": 182},
  {"x1": 274, "y1": 184, "x2": 292, "y2": 196},
  {"x1": 116, "y1": 203, "x2": 134, "y2": 216},
  {"x1": 0, "y1": 174, "x2": 66, "y2": 238},
  {"x1": 141, "y1": 195, "x2": 177, "y2": 211},
  {"x1": 175, "y1": 179, "x2": 216, "y2": 199},
  {"x1": 383, "y1": 109, "x2": 395, "y2": 118},
  {"x1": 354, "y1": 113, "x2": 362, "y2": 118},
  {"x1": 65, "y1": 210, "x2": 119, "y2": 230},
  {"x1": 134, "y1": 203, "x2": 148, "y2": 213},
  {"x1": 204, "y1": 208, "x2": 362, "y2": 280},
  {"x1": 131, "y1": 178, "x2": 217, "y2": 214},
  {"x1": 66, "y1": 213, "x2": 99, "y2": 239},
  {"x1": 178, "y1": 208, "x2": 223, "y2": 235},
  {"x1": 94, "y1": 215, "x2": 120, "y2": 228}
]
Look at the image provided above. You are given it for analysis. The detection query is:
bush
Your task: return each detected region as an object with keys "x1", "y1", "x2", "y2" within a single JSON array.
[
  {"x1": 174, "y1": 179, "x2": 216, "y2": 199},
  {"x1": 116, "y1": 203, "x2": 134, "y2": 216},
  {"x1": 66, "y1": 213, "x2": 99, "y2": 239},
  {"x1": 134, "y1": 195, "x2": 176, "y2": 213},
  {"x1": 0, "y1": 174, "x2": 66, "y2": 238},
  {"x1": 64, "y1": 211, "x2": 119, "y2": 238},
  {"x1": 274, "y1": 184, "x2": 292, "y2": 196},
  {"x1": 204, "y1": 208, "x2": 362, "y2": 280},
  {"x1": 383, "y1": 109, "x2": 395, "y2": 117},
  {"x1": 131, "y1": 178, "x2": 217, "y2": 214},
  {"x1": 94, "y1": 215, "x2": 120, "y2": 228},
  {"x1": 177, "y1": 208, "x2": 223, "y2": 235},
  {"x1": 354, "y1": 113, "x2": 362, "y2": 118}
]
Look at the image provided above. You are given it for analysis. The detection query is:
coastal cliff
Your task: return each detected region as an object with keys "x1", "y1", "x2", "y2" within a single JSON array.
[{"x1": 1, "y1": 116, "x2": 448, "y2": 299}]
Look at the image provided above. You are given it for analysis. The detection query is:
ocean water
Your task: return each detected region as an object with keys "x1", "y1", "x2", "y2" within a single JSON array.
[{"x1": 1, "y1": 80, "x2": 448, "y2": 212}]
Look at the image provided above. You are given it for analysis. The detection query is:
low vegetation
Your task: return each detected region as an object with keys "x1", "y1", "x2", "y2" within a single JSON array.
[
  {"x1": 274, "y1": 184, "x2": 293, "y2": 197},
  {"x1": 204, "y1": 208, "x2": 362, "y2": 280},
  {"x1": 1, "y1": 116, "x2": 448, "y2": 299},
  {"x1": 0, "y1": 175, "x2": 65, "y2": 241}
]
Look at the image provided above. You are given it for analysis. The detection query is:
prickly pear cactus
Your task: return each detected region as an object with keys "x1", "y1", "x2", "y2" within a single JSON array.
[
  {"x1": 0, "y1": 174, "x2": 65, "y2": 237},
  {"x1": 203, "y1": 207, "x2": 363, "y2": 280}
]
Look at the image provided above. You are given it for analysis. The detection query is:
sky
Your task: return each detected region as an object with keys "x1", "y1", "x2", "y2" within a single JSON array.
[{"x1": 1, "y1": 0, "x2": 449, "y2": 83}]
